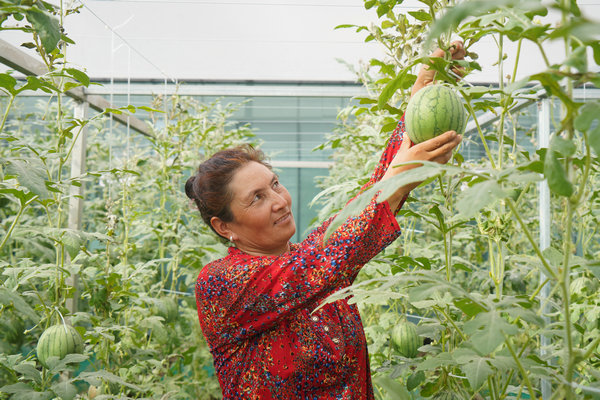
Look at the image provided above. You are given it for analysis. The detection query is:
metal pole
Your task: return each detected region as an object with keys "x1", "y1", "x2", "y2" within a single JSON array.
[
  {"x1": 66, "y1": 101, "x2": 88, "y2": 314},
  {"x1": 538, "y1": 98, "x2": 551, "y2": 399}
]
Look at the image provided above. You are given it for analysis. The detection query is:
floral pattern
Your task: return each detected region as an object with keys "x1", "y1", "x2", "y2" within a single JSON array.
[{"x1": 195, "y1": 119, "x2": 407, "y2": 399}]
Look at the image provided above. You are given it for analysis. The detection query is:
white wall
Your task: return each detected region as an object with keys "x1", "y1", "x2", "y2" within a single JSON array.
[{"x1": 2, "y1": 0, "x2": 599, "y2": 83}]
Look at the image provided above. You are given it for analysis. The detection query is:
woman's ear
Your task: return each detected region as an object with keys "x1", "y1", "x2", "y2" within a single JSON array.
[{"x1": 211, "y1": 216, "x2": 232, "y2": 240}]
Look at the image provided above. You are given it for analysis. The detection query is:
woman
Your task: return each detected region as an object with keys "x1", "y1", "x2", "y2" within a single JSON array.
[{"x1": 186, "y1": 43, "x2": 465, "y2": 399}]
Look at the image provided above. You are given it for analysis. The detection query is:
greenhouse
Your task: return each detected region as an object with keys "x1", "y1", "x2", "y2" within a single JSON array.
[{"x1": 0, "y1": 0, "x2": 599, "y2": 399}]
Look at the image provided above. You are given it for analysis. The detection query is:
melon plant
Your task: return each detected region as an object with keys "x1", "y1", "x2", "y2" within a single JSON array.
[
  {"x1": 391, "y1": 321, "x2": 420, "y2": 358},
  {"x1": 156, "y1": 297, "x2": 179, "y2": 323},
  {"x1": 36, "y1": 324, "x2": 84, "y2": 368},
  {"x1": 405, "y1": 84, "x2": 467, "y2": 144}
]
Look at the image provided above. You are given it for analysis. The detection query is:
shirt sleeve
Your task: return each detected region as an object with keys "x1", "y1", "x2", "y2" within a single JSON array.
[
  {"x1": 196, "y1": 193, "x2": 401, "y2": 347},
  {"x1": 302, "y1": 116, "x2": 408, "y2": 248}
]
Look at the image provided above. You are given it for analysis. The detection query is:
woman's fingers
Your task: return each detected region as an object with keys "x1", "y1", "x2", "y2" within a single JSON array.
[
  {"x1": 449, "y1": 41, "x2": 466, "y2": 60},
  {"x1": 415, "y1": 130, "x2": 460, "y2": 152},
  {"x1": 429, "y1": 135, "x2": 462, "y2": 160}
]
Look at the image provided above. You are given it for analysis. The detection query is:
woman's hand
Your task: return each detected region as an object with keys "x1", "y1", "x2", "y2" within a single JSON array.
[
  {"x1": 411, "y1": 41, "x2": 466, "y2": 98},
  {"x1": 382, "y1": 130, "x2": 462, "y2": 210}
]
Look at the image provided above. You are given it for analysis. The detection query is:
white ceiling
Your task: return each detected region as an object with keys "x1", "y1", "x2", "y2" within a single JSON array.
[{"x1": 2, "y1": 0, "x2": 599, "y2": 84}]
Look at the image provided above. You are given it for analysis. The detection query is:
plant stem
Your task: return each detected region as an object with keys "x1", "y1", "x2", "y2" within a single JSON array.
[
  {"x1": 463, "y1": 101, "x2": 497, "y2": 169},
  {"x1": 504, "y1": 336, "x2": 538, "y2": 400},
  {"x1": 506, "y1": 198, "x2": 557, "y2": 280},
  {"x1": 0, "y1": 95, "x2": 15, "y2": 133},
  {"x1": 561, "y1": 201, "x2": 574, "y2": 395},
  {"x1": 511, "y1": 38, "x2": 523, "y2": 84},
  {"x1": 0, "y1": 197, "x2": 37, "y2": 252},
  {"x1": 438, "y1": 307, "x2": 467, "y2": 341}
]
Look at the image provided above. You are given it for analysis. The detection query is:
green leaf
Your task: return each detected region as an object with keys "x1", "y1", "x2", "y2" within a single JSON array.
[
  {"x1": 574, "y1": 101, "x2": 600, "y2": 156},
  {"x1": 60, "y1": 69, "x2": 89, "y2": 86},
  {"x1": 0, "y1": 382, "x2": 53, "y2": 399},
  {"x1": 25, "y1": 9, "x2": 61, "y2": 53},
  {"x1": 530, "y1": 72, "x2": 575, "y2": 108},
  {"x1": 0, "y1": 288, "x2": 39, "y2": 321},
  {"x1": 50, "y1": 381, "x2": 77, "y2": 400},
  {"x1": 12, "y1": 363, "x2": 41, "y2": 384},
  {"x1": 550, "y1": 135, "x2": 576, "y2": 157},
  {"x1": 378, "y1": 70, "x2": 414, "y2": 108},
  {"x1": 408, "y1": 11, "x2": 431, "y2": 21},
  {"x1": 462, "y1": 357, "x2": 493, "y2": 390},
  {"x1": 454, "y1": 297, "x2": 487, "y2": 317},
  {"x1": 62, "y1": 229, "x2": 82, "y2": 259},
  {"x1": 416, "y1": 352, "x2": 454, "y2": 371},
  {"x1": 374, "y1": 375, "x2": 411, "y2": 400},
  {"x1": 376, "y1": 4, "x2": 390, "y2": 18},
  {"x1": 0, "y1": 73, "x2": 18, "y2": 95},
  {"x1": 425, "y1": 0, "x2": 544, "y2": 48},
  {"x1": 549, "y1": 20, "x2": 600, "y2": 44},
  {"x1": 456, "y1": 180, "x2": 508, "y2": 219},
  {"x1": 463, "y1": 311, "x2": 518, "y2": 355},
  {"x1": 76, "y1": 370, "x2": 142, "y2": 391},
  {"x1": 564, "y1": 46, "x2": 587, "y2": 73},
  {"x1": 591, "y1": 42, "x2": 600, "y2": 66},
  {"x1": 5, "y1": 158, "x2": 50, "y2": 200},
  {"x1": 543, "y1": 150, "x2": 573, "y2": 197},
  {"x1": 406, "y1": 370, "x2": 425, "y2": 391}
]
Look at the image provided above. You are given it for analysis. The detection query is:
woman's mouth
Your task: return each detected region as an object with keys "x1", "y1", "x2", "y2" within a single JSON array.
[{"x1": 274, "y1": 212, "x2": 291, "y2": 225}]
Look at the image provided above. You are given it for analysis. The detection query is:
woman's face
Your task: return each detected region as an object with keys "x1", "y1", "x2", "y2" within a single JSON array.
[{"x1": 217, "y1": 161, "x2": 296, "y2": 256}]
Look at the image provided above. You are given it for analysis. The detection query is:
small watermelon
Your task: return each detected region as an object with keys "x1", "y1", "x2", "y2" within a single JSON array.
[
  {"x1": 405, "y1": 84, "x2": 467, "y2": 144},
  {"x1": 156, "y1": 297, "x2": 178, "y2": 323},
  {"x1": 391, "y1": 321, "x2": 420, "y2": 358},
  {"x1": 36, "y1": 324, "x2": 84, "y2": 367}
]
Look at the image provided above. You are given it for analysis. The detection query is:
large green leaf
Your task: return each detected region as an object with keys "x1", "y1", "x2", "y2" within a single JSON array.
[
  {"x1": 462, "y1": 357, "x2": 493, "y2": 390},
  {"x1": 0, "y1": 288, "x2": 39, "y2": 321},
  {"x1": 425, "y1": 0, "x2": 544, "y2": 48},
  {"x1": 50, "y1": 381, "x2": 77, "y2": 400},
  {"x1": 463, "y1": 311, "x2": 518, "y2": 355},
  {"x1": 543, "y1": 150, "x2": 573, "y2": 197},
  {"x1": 550, "y1": 135, "x2": 576, "y2": 157},
  {"x1": 378, "y1": 69, "x2": 415, "y2": 109},
  {"x1": 374, "y1": 375, "x2": 411, "y2": 400},
  {"x1": 0, "y1": 73, "x2": 18, "y2": 96},
  {"x1": 4, "y1": 158, "x2": 50, "y2": 200},
  {"x1": 25, "y1": 9, "x2": 60, "y2": 53},
  {"x1": 416, "y1": 352, "x2": 454, "y2": 371},
  {"x1": 76, "y1": 370, "x2": 143, "y2": 391},
  {"x1": 456, "y1": 180, "x2": 508, "y2": 219},
  {"x1": 575, "y1": 101, "x2": 600, "y2": 156}
]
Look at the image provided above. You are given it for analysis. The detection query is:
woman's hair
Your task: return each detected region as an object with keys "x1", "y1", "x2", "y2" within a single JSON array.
[{"x1": 185, "y1": 144, "x2": 270, "y2": 238}]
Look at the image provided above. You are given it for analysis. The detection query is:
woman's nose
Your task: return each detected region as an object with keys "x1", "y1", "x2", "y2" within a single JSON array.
[{"x1": 271, "y1": 190, "x2": 287, "y2": 210}]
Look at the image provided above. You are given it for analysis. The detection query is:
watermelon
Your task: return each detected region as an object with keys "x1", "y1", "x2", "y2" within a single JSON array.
[
  {"x1": 156, "y1": 297, "x2": 178, "y2": 323},
  {"x1": 391, "y1": 321, "x2": 420, "y2": 358},
  {"x1": 36, "y1": 323, "x2": 84, "y2": 367},
  {"x1": 405, "y1": 84, "x2": 467, "y2": 144}
]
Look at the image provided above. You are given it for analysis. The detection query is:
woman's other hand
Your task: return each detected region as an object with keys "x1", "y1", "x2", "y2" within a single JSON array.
[
  {"x1": 411, "y1": 41, "x2": 466, "y2": 98},
  {"x1": 382, "y1": 130, "x2": 462, "y2": 210}
]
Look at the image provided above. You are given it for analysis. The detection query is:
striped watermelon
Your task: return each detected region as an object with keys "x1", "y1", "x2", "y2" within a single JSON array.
[
  {"x1": 36, "y1": 324, "x2": 84, "y2": 367},
  {"x1": 405, "y1": 84, "x2": 467, "y2": 144},
  {"x1": 391, "y1": 321, "x2": 420, "y2": 358}
]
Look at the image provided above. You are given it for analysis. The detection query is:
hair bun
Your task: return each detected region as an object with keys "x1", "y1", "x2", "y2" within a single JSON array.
[{"x1": 184, "y1": 175, "x2": 197, "y2": 200}]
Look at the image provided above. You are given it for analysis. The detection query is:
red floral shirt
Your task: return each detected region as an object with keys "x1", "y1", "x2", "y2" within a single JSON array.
[{"x1": 195, "y1": 119, "x2": 407, "y2": 399}]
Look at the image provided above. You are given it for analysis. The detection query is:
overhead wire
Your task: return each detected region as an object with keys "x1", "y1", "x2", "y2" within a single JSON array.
[{"x1": 77, "y1": 0, "x2": 177, "y2": 84}]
